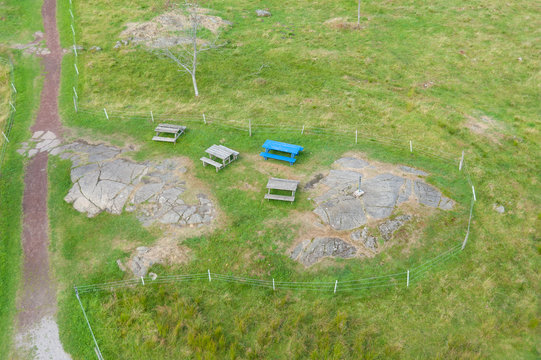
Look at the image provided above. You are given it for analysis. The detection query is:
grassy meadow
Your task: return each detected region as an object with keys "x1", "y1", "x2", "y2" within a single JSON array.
[
  {"x1": 0, "y1": 56, "x2": 42, "y2": 359},
  {"x1": 51, "y1": 0, "x2": 541, "y2": 359},
  {"x1": 0, "y1": 1, "x2": 45, "y2": 357},
  {"x1": 0, "y1": 63, "x2": 10, "y2": 133}
]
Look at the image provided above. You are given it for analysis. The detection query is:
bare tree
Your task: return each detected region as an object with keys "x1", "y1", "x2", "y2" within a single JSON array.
[{"x1": 157, "y1": 2, "x2": 225, "y2": 97}]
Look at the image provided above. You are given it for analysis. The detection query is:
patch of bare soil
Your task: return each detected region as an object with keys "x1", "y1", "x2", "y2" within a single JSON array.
[
  {"x1": 122, "y1": 236, "x2": 191, "y2": 277},
  {"x1": 120, "y1": 9, "x2": 232, "y2": 48},
  {"x1": 464, "y1": 113, "x2": 504, "y2": 143},
  {"x1": 323, "y1": 17, "x2": 363, "y2": 30}
]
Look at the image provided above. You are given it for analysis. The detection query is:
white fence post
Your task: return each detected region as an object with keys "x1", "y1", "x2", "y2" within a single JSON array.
[
  {"x1": 203, "y1": 113, "x2": 206, "y2": 124},
  {"x1": 73, "y1": 97, "x2": 78, "y2": 112},
  {"x1": 69, "y1": 9, "x2": 74, "y2": 19},
  {"x1": 472, "y1": 185, "x2": 476, "y2": 201},
  {"x1": 249, "y1": 119, "x2": 252, "y2": 137},
  {"x1": 355, "y1": 130, "x2": 358, "y2": 144},
  {"x1": 74, "y1": 63, "x2": 79, "y2": 75},
  {"x1": 272, "y1": 278, "x2": 275, "y2": 291},
  {"x1": 71, "y1": 24, "x2": 75, "y2": 36},
  {"x1": 141, "y1": 276, "x2": 145, "y2": 285},
  {"x1": 301, "y1": 125, "x2": 304, "y2": 135},
  {"x1": 208, "y1": 269, "x2": 211, "y2": 282},
  {"x1": 103, "y1": 108, "x2": 109, "y2": 120},
  {"x1": 73, "y1": 86, "x2": 78, "y2": 99},
  {"x1": 2, "y1": 131, "x2": 9, "y2": 143},
  {"x1": 459, "y1": 150, "x2": 464, "y2": 171},
  {"x1": 409, "y1": 140, "x2": 413, "y2": 153},
  {"x1": 150, "y1": 111, "x2": 154, "y2": 123},
  {"x1": 334, "y1": 280, "x2": 338, "y2": 294},
  {"x1": 9, "y1": 101, "x2": 15, "y2": 112},
  {"x1": 11, "y1": 82, "x2": 16, "y2": 93},
  {"x1": 406, "y1": 270, "x2": 410, "y2": 287},
  {"x1": 73, "y1": 44, "x2": 77, "y2": 57}
]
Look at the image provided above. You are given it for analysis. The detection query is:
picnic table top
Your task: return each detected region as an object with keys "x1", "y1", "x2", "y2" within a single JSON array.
[
  {"x1": 262, "y1": 140, "x2": 303, "y2": 155},
  {"x1": 154, "y1": 123, "x2": 186, "y2": 134},
  {"x1": 205, "y1": 145, "x2": 239, "y2": 160},
  {"x1": 266, "y1": 177, "x2": 299, "y2": 192}
]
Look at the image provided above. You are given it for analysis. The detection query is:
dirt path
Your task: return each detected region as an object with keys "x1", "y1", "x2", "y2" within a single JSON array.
[{"x1": 14, "y1": 0, "x2": 70, "y2": 358}]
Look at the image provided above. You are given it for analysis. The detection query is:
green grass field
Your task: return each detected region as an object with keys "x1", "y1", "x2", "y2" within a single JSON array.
[
  {"x1": 0, "y1": 55, "x2": 42, "y2": 359},
  {"x1": 0, "y1": 1, "x2": 45, "y2": 357},
  {"x1": 50, "y1": 0, "x2": 541, "y2": 358}
]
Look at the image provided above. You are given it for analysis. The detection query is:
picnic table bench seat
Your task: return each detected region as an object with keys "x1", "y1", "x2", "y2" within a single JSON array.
[
  {"x1": 264, "y1": 193, "x2": 296, "y2": 202},
  {"x1": 200, "y1": 157, "x2": 224, "y2": 172},
  {"x1": 259, "y1": 152, "x2": 297, "y2": 164}
]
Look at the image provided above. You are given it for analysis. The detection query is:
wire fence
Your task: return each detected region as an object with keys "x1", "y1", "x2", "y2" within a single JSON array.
[
  {"x1": 0, "y1": 57, "x2": 17, "y2": 177},
  {"x1": 66, "y1": 1, "x2": 477, "y2": 358}
]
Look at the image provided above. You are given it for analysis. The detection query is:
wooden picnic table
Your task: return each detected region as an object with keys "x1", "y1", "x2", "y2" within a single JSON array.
[
  {"x1": 264, "y1": 177, "x2": 299, "y2": 202},
  {"x1": 200, "y1": 144, "x2": 239, "y2": 172},
  {"x1": 260, "y1": 140, "x2": 304, "y2": 165},
  {"x1": 205, "y1": 145, "x2": 239, "y2": 166},
  {"x1": 152, "y1": 123, "x2": 186, "y2": 143}
]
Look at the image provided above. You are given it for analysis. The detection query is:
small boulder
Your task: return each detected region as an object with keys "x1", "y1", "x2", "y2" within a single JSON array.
[
  {"x1": 256, "y1": 9, "x2": 271, "y2": 17},
  {"x1": 493, "y1": 204, "x2": 505, "y2": 214}
]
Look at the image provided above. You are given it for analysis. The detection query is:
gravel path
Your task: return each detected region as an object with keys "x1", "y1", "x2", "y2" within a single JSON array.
[{"x1": 14, "y1": 0, "x2": 70, "y2": 357}]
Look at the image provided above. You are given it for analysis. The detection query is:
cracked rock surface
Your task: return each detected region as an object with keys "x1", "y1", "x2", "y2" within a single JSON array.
[
  {"x1": 313, "y1": 157, "x2": 454, "y2": 230},
  {"x1": 20, "y1": 133, "x2": 216, "y2": 228},
  {"x1": 290, "y1": 237, "x2": 357, "y2": 266}
]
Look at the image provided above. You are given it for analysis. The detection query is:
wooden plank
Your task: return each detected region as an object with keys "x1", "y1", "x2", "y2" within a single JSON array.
[
  {"x1": 216, "y1": 145, "x2": 239, "y2": 156},
  {"x1": 264, "y1": 193, "x2": 295, "y2": 202},
  {"x1": 200, "y1": 157, "x2": 223, "y2": 171},
  {"x1": 260, "y1": 152, "x2": 296, "y2": 164},
  {"x1": 155, "y1": 124, "x2": 186, "y2": 134},
  {"x1": 152, "y1": 136, "x2": 176, "y2": 143},
  {"x1": 266, "y1": 177, "x2": 299, "y2": 192}
]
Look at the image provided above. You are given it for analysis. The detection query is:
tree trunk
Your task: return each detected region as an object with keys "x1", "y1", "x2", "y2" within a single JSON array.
[{"x1": 192, "y1": 73, "x2": 199, "y2": 97}]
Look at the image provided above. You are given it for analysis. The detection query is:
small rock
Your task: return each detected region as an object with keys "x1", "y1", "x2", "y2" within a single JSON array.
[
  {"x1": 149, "y1": 272, "x2": 158, "y2": 280},
  {"x1": 378, "y1": 215, "x2": 412, "y2": 241},
  {"x1": 89, "y1": 46, "x2": 102, "y2": 52},
  {"x1": 364, "y1": 236, "x2": 377, "y2": 251},
  {"x1": 493, "y1": 204, "x2": 505, "y2": 214},
  {"x1": 350, "y1": 230, "x2": 361, "y2": 242},
  {"x1": 114, "y1": 41, "x2": 123, "y2": 49},
  {"x1": 28, "y1": 149, "x2": 38, "y2": 157},
  {"x1": 256, "y1": 9, "x2": 271, "y2": 17}
]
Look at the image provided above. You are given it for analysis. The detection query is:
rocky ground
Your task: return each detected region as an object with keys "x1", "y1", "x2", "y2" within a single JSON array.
[
  {"x1": 19, "y1": 132, "x2": 217, "y2": 229},
  {"x1": 291, "y1": 156, "x2": 455, "y2": 267}
]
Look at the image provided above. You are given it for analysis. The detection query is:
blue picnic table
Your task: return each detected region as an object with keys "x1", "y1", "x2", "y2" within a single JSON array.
[{"x1": 260, "y1": 140, "x2": 304, "y2": 165}]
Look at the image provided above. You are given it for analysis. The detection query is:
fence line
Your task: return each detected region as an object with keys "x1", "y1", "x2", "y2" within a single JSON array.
[
  {"x1": 0, "y1": 57, "x2": 17, "y2": 177},
  {"x1": 66, "y1": 2, "x2": 477, "y2": 357}
]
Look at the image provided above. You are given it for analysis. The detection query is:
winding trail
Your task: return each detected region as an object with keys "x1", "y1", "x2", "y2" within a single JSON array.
[{"x1": 14, "y1": 0, "x2": 70, "y2": 358}]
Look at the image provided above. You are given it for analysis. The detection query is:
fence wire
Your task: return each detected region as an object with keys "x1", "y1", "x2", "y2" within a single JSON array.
[{"x1": 0, "y1": 57, "x2": 17, "y2": 177}]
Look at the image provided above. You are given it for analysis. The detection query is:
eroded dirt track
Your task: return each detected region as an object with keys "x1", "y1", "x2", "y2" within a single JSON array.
[{"x1": 14, "y1": 0, "x2": 70, "y2": 357}]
